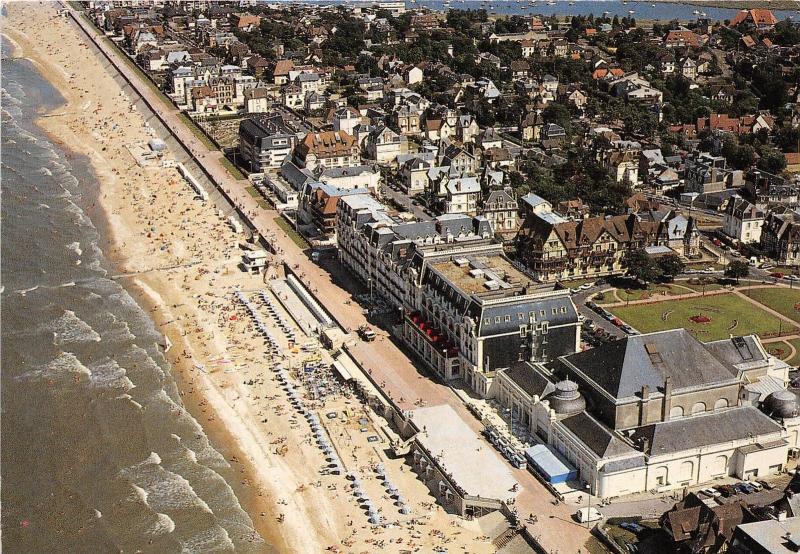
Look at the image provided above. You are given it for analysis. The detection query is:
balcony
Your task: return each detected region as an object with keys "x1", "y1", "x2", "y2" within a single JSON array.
[{"x1": 406, "y1": 312, "x2": 459, "y2": 358}]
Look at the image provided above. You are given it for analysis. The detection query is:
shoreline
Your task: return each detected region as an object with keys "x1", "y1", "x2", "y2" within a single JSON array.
[{"x1": 2, "y1": 10, "x2": 287, "y2": 552}]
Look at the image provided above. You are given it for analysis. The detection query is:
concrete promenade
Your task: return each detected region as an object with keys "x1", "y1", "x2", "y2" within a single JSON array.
[{"x1": 66, "y1": 8, "x2": 593, "y2": 552}]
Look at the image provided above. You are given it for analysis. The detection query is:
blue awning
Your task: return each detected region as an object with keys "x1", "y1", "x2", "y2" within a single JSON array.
[{"x1": 525, "y1": 444, "x2": 578, "y2": 484}]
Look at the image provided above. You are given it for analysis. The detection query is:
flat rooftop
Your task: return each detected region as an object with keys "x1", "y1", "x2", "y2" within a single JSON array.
[
  {"x1": 411, "y1": 404, "x2": 518, "y2": 501},
  {"x1": 429, "y1": 254, "x2": 534, "y2": 297},
  {"x1": 736, "y1": 517, "x2": 800, "y2": 553}
]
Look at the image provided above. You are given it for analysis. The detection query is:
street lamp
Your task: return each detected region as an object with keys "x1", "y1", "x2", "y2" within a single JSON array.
[{"x1": 586, "y1": 482, "x2": 592, "y2": 529}]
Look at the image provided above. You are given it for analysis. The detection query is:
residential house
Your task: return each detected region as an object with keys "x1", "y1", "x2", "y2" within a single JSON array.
[
  {"x1": 665, "y1": 29, "x2": 702, "y2": 48},
  {"x1": 762, "y1": 207, "x2": 800, "y2": 267},
  {"x1": 238, "y1": 113, "x2": 297, "y2": 171},
  {"x1": 679, "y1": 57, "x2": 697, "y2": 80},
  {"x1": 394, "y1": 105, "x2": 423, "y2": 136},
  {"x1": 516, "y1": 206, "x2": 700, "y2": 282},
  {"x1": 366, "y1": 124, "x2": 404, "y2": 164},
  {"x1": 293, "y1": 130, "x2": 361, "y2": 173},
  {"x1": 282, "y1": 84, "x2": 304, "y2": 109},
  {"x1": 457, "y1": 114, "x2": 480, "y2": 144},
  {"x1": 482, "y1": 188, "x2": 519, "y2": 237},
  {"x1": 441, "y1": 143, "x2": 478, "y2": 175},
  {"x1": 521, "y1": 111, "x2": 544, "y2": 143},
  {"x1": 191, "y1": 85, "x2": 217, "y2": 113},
  {"x1": 400, "y1": 154, "x2": 434, "y2": 194},
  {"x1": 730, "y1": 8, "x2": 778, "y2": 30},
  {"x1": 445, "y1": 176, "x2": 480, "y2": 215},
  {"x1": 745, "y1": 169, "x2": 798, "y2": 206},
  {"x1": 685, "y1": 153, "x2": 730, "y2": 195},
  {"x1": 722, "y1": 196, "x2": 765, "y2": 244},
  {"x1": 332, "y1": 106, "x2": 362, "y2": 136}
]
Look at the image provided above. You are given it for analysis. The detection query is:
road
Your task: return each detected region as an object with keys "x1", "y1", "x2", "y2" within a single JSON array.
[
  {"x1": 379, "y1": 183, "x2": 433, "y2": 221},
  {"x1": 67, "y1": 8, "x2": 593, "y2": 553}
]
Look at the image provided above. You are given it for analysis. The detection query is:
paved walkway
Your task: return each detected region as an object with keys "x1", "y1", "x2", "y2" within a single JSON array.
[{"x1": 67, "y1": 9, "x2": 591, "y2": 552}]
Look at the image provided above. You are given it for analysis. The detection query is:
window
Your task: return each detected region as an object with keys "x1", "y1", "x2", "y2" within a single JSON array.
[
  {"x1": 552, "y1": 308, "x2": 557, "y2": 315},
  {"x1": 484, "y1": 318, "x2": 491, "y2": 325},
  {"x1": 540, "y1": 310, "x2": 545, "y2": 317},
  {"x1": 691, "y1": 402, "x2": 706, "y2": 415},
  {"x1": 495, "y1": 316, "x2": 501, "y2": 323},
  {"x1": 540, "y1": 321, "x2": 549, "y2": 334},
  {"x1": 505, "y1": 315, "x2": 511, "y2": 322},
  {"x1": 520, "y1": 325, "x2": 528, "y2": 337},
  {"x1": 561, "y1": 306, "x2": 567, "y2": 314}
]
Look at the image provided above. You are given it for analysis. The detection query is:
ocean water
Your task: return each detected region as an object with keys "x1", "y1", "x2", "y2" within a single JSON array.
[
  {"x1": 299, "y1": 0, "x2": 799, "y2": 20},
  {"x1": 0, "y1": 37, "x2": 266, "y2": 553}
]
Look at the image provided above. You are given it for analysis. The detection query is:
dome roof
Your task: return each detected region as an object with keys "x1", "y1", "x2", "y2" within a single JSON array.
[
  {"x1": 546, "y1": 379, "x2": 586, "y2": 415},
  {"x1": 764, "y1": 390, "x2": 798, "y2": 419}
]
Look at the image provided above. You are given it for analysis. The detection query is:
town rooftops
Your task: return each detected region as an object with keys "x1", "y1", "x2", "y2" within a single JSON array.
[
  {"x1": 730, "y1": 8, "x2": 778, "y2": 27},
  {"x1": 427, "y1": 253, "x2": 535, "y2": 298},
  {"x1": 297, "y1": 130, "x2": 356, "y2": 159}
]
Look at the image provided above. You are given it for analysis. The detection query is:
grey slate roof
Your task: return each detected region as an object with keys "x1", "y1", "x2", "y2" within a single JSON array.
[
  {"x1": 478, "y1": 295, "x2": 578, "y2": 337},
  {"x1": 630, "y1": 406, "x2": 783, "y2": 456},
  {"x1": 504, "y1": 363, "x2": 556, "y2": 398},
  {"x1": 558, "y1": 329, "x2": 740, "y2": 401},
  {"x1": 704, "y1": 335, "x2": 766, "y2": 369},
  {"x1": 560, "y1": 411, "x2": 636, "y2": 458}
]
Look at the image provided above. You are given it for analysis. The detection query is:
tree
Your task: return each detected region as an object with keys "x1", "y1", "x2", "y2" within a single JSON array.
[
  {"x1": 657, "y1": 254, "x2": 685, "y2": 281},
  {"x1": 626, "y1": 249, "x2": 662, "y2": 285},
  {"x1": 757, "y1": 146, "x2": 787, "y2": 175},
  {"x1": 725, "y1": 260, "x2": 749, "y2": 283}
]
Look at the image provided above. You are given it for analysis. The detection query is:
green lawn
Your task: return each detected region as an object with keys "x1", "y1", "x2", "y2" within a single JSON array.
[
  {"x1": 746, "y1": 287, "x2": 800, "y2": 324},
  {"x1": 612, "y1": 283, "x2": 688, "y2": 303},
  {"x1": 766, "y1": 340, "x2": 794, "y2": 361},
  {"x1": 220, "y1": 156, "x2": 246, "y2": 180},
  {"x1": 273, "y1": 216, "x2": 309, "y2": 249},
  {"x1": 787, "y1": 339, "x2": 800, "y2": 367},
  {"x1": 609, "y1": 293, "x2": 785, "y2": 342}
]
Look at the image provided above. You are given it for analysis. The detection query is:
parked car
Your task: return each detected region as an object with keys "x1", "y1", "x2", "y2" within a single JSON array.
[
  {"x1": 748, "y1": 481, "x2": 763, "y2": 492},
  {"x1": 771, "y1": 272, "x2": 785, "y2": 279},
  {"x1": 700, "y1": 487, "x2": 721, "y2": 498},
  {"x1": 757, "y1": 480, "x2": 774, "y2": 490},
  {"x1": 357, "y1": 325, "x2": 376, "y2": 342},
  {"x1": 715, "y1": 484, "x2": 737, "y2": 497},
  {"x1": 575, "y1": 507, "x2": 603, "y2": 523},
  {"x1": 736, "y1": 483, "x2": 753, "y2": 494},
  {"x1": 620, "y1": 522, "x2": 645, "y2": 533}
]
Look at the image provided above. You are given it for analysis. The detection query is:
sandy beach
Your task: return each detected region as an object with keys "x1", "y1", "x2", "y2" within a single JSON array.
[{"x1": 3, "y1": 4, "x2": 502, "y2": 553}]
